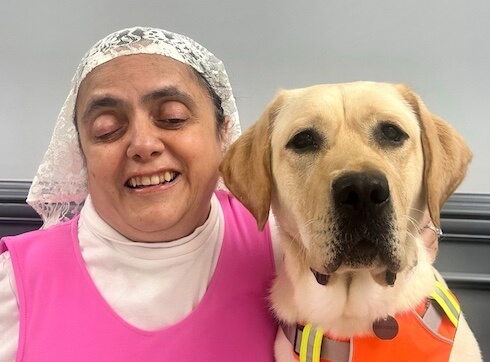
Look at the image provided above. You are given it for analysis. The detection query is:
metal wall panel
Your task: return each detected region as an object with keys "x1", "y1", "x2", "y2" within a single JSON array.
[{"x1": 1, "y1": 182, "x2": 488, "y2": 358}]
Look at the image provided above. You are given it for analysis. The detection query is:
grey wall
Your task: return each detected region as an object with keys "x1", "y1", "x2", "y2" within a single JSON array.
[{"x1": 1, "y1": 0, "x2": 489, "y2": 193}]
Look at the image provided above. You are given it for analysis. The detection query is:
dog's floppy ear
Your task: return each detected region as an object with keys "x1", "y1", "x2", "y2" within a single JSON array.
[
  {"x1": 220, "y1": 92, "x2": 285, "y2": 230},
  {"x1": 397, "y1": 85, "x2": 472, "y2": 227}
]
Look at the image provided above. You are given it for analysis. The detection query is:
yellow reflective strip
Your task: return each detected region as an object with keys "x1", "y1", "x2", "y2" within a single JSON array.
[
  {"x1": 430, "y1": 291, "x2": 457, "y2": 326},
  {"x1": 436, "y1": 281, "x2": 461, "y2": 313},
  {"x1": 312, "y1": 326, "x2": 324, "y2": 362},
  {"x1": 430, "y1": 282, "x2": 460, "y2": 327},
  {"x1": 300, "y1": 324, "x2": 312, "y2": 362}
]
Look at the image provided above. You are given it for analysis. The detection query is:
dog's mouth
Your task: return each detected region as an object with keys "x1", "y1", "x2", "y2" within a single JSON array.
[
  {"x1": 311, "y1": 269, "x2": 331, "y2": 285},
  {"x1": 310, "y1": 268, "x2": 397, "y2": 287},
  {"x1": 310, "y1": 236, "x2": 400, "y2": 287},
  {"x1": 350, "y1": 237, "x2": 379, "y2": 263}
]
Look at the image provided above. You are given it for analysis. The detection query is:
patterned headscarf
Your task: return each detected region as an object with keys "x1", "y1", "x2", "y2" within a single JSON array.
[{"x1": 27, "y1": 26, "x2": 241, "y2": 228}]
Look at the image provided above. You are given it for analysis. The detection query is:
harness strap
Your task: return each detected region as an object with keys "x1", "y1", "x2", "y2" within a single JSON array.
[
  {"x1": 429, "y1": 280, "x2": 460, "y2": 327},
  {"x1": 282, "y1": 323, "x2": 350, "y2": 362}
]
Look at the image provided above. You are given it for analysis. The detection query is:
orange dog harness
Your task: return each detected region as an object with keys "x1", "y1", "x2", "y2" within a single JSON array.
[{"x1": 284, "y1": 281, "x2": 460, "y2": 362}]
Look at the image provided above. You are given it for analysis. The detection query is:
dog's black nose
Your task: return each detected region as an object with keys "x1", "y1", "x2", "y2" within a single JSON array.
[{"x1": 332, "y1": 171, "x2": 390, "y2": 220}]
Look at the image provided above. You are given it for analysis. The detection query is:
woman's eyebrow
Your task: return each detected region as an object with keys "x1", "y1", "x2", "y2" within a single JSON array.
[
  {"x1": 142, "y1": 86, "x2": 197, "y2": 108},
  {"x1": 80, "y1": 97, "x2": 124, "y2": 124},
  {"x1": 79, "y1": 87, "x2": 196, "y2": 124}
]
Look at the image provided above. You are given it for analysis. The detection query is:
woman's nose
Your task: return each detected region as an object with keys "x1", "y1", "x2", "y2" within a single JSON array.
[{"x1": 126, "y1": 119, "x2": 165, "y2": 161}]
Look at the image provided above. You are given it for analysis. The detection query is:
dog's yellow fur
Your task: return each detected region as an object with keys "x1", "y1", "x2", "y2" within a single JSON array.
[{"x1": 220, "y1": 82, "x2": 480, "y2": 361}]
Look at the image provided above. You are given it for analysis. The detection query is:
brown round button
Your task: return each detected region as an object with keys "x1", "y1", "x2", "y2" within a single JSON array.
[{"x1": 372, "y1": 315, "x2": 399, "y2": 340}]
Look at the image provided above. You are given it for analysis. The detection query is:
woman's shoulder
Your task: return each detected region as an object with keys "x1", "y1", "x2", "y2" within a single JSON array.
[
  {"x1": 215, "y1": 189, "x2": 260, "y2": 223},
  {"x1": 1, "y1": 216, "x2": 77, "y2": 251},
  {"x1": 215, "y1": 189, "x2": 273, "y2": 242}
]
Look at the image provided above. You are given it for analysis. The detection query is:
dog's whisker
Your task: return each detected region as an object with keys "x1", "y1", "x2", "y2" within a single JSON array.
[
  {"x1": 405, "y1": 213, "x2": 419, "y2": 225},
  {"x1": 287, "y1": 229, "x2": 307, "y2": 261},
  {"x1": 405, "y1": 212, "x2": 426, "y2": 235},
  {"x1": 409, "y1": 207, "x2": 425, "y2": 217}
]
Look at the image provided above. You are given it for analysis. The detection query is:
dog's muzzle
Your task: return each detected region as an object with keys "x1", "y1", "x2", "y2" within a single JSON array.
[{"x1": 310, "y1": 170, "x2": 400, "y2": 287}]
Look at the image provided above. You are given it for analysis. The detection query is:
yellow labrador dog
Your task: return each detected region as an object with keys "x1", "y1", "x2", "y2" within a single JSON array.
[{"x1": 220, "y1": 82, "x2": 481, "y2": 361}]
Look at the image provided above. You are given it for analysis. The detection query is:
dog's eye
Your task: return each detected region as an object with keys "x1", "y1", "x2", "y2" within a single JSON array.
[
  {"x1": 377, "y1": 122, "x2": 408, "y2": 145},
  {"x1": 286, "y1": 129, "x2": 322, "y2": 152}
]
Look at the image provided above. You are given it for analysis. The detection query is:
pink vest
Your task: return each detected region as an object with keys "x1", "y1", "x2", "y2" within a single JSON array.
[{"x1": 1, "y1": 191, "x2": 277, "y2": 361}]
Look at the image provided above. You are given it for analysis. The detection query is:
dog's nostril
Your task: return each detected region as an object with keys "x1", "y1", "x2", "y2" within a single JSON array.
[{"x1": 371, "y1": 184, "x2": 390, "y2": 204}]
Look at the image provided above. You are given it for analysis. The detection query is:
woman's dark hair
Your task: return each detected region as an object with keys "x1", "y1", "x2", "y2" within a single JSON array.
[{"x1": 191, "y1": 68, "x2": 226, "y2": 132}]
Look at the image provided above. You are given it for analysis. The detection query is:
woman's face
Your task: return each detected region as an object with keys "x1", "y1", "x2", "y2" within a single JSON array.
[{"x1": 76, "y1": 54, "x2": 225, "y2": 242}]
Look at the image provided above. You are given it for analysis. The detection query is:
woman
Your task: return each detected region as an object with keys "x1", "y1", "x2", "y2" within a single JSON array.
[{"x1": 0, "y1": 26, "x2": 278, "y2": 361}]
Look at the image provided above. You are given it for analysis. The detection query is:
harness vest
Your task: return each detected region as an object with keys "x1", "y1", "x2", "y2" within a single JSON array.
[
  {"x1": 1, "y1": 190, "x2": 277, "y2": 362},
  {"x1": 284, "y1": 281, "x2": 460, "y2": 362}
]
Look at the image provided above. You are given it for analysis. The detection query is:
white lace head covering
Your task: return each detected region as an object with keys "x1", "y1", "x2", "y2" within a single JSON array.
[{"x1": 27, "y1": 26, "x2": 241, "y2": 228}]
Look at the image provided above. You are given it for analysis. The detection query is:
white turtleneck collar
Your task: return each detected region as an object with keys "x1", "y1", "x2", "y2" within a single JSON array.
[
  {"x1": 79, "y1": 194, "x2": 222, "y2": 260},
  {"x1": 76, "y1": 193, "x2": 225, "y2": 329}
]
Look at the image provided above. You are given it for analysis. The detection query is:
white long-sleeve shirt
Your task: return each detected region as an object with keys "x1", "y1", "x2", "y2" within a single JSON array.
[{"x1": 0, "y1": 194, "x2": 282, "y2": 361}]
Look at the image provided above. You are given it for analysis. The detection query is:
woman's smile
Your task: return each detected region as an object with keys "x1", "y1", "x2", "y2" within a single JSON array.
[{"x1": 126, "y1": 171, "x2": 178, "y2": 188}]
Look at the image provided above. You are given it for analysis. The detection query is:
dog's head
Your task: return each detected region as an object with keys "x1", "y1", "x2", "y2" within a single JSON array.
[{"x1": 220, "y1": 82, "x2": 472, "y2": 286}]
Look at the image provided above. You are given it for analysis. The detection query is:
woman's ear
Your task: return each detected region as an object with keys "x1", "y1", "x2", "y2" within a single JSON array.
[
  {"x1": 220, "y1": 92, "x2": 285, "y2": 230},
  {"x1": 219, "y1": 116, "x2": 231, "y2": 152}
]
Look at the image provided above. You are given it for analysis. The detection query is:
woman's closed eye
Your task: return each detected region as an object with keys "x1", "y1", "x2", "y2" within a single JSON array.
[
  {"x1": 92, "y1": 114, "x2": 124, "y2": 141},
  {"x1": 155, "y1": 117, "x2": 189, "y2": 129},
  {"x1": 155, "y1": 101, "x2": 192, "y2": 129}
]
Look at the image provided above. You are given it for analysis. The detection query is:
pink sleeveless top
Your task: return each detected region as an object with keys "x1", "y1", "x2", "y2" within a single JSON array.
[{"x1": 1, "y1": 191, "x2": 277, "y2": 361}]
